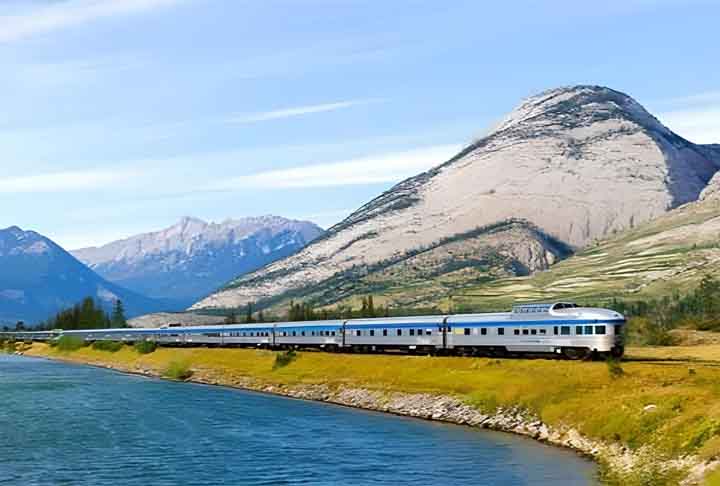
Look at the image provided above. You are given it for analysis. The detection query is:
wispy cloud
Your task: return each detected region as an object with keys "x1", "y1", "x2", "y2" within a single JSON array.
[
  {"x1": 209, "y1": 144, "x2": 462, "y2": 190},
  {"x1": 655, "y1": 89, "x2": 720, "y2": 144},
  {"x1": 0, "y1": 0, "x2": 183, "y2": 44},
  {"x1": 224, "y1": 99, "x2": 387, "y2": 125},
  {"x1": 0, "y1": 168, "x2": 138, "y2": 193}
]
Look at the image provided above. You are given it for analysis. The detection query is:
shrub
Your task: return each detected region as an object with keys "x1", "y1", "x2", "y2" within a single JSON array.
[
  {"x1": 56, "y1": 335, "x2": 85, "y2": 352},
  {"x1": 92, "y1": 340, "x2": 124, "y2": 352},
  {"x1": 134, "y1": 340, "x2": 157, "y2": 355},
  {"x1": 273, "y1": 350, "x2": 298, "y2": 370},
  {"x1": 606, "y1": 357, "x2": 624, "y2": 379},
  {"x1": 163, "y1": 360, "x2": 193, "y2": 380}
]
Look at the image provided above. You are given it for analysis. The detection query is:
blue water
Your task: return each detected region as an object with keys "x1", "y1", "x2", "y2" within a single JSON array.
[{"x1": 0, "y1": 355, "x2": 596, "y2": 485}]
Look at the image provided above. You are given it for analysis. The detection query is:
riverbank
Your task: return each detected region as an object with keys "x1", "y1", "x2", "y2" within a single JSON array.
[{"x1": 21, "y1": 342, "x2": 720, "y2": 485}]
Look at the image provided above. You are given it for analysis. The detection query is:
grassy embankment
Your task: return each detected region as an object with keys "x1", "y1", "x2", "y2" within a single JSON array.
[{"x1": 23, "y1": 341, "x2": 720, "y2": 485}]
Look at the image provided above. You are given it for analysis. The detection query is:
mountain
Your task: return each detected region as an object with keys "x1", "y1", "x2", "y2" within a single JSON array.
[
  {"x1": 72, "y1": 216, "x2": 323, "y2": 308},
  {"x1": 0, "y1": 226, "x2": 165, "y2": 325},
  {"x1": 191, "y1": 85, "x2": 720, "y2": 313},
  {"x1": 447, "y1": 174, "x2": 720, "y2": 311}
]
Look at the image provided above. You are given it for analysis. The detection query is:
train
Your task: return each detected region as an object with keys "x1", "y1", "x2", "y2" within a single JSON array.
[{"x1": 1, "y1": 302, "x2": 626, "y2": 359}]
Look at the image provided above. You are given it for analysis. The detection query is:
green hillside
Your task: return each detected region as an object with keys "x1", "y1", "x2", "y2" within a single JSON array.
[{"x1": 318, "y1": 195, "x2": 720, "y2": 314}]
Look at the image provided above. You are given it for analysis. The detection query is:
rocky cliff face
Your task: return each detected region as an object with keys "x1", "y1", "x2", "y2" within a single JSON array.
[
  {"x1": 192, "y1": 85, "x2": 720, "y2": 312},
  {"x1": 0, "y1": 226, "x2": 164, "y2": 324},
  {"x1": 72, "y1": 216, "x2": 323, "y2": 307}
]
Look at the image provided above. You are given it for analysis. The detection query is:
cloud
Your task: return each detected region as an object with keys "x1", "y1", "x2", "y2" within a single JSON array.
[
  {"x1": 0, "y1": 168, "x2": 138, "y2": 193},
  {"x1": 0, "y1": 0, "x2": 183, "y2": 43},
  {"x1": 659, "y1": 108, "x2": 720, "y2": 144},
  {"x1": 224, "y1": 99, "x2": 387, "y2": 124},
  {"x1": 654, "y1": 90, "x2": 720, "y2": 144},
  {"x1": 210, "y1": 144, "x2": 462, "y2": 190}
]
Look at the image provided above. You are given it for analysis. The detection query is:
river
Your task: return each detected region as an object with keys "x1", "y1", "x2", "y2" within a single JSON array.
[{"x1": 0, "y1": 355, "x2": 597, "y2": 485}]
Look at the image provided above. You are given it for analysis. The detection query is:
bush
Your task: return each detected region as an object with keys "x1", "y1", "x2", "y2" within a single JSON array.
[
  {"x1": 92, "y1": 340, "x2": 124, "y2": 352},
  {"x1": 273, "y1": 350, "x2": 298, "y2": 370},
  {"x1": 56, "y1": 335, "x2": 85, "y2": 352},
  {"x1": 134, "y1": 340, "x2": 157, "y2": 355},
  {"x1": 606, "y1": 357, "x2": 624, "y2": 379},
  {"x1": 163, "y1": 360, "x2": 193, "y2": 380}
]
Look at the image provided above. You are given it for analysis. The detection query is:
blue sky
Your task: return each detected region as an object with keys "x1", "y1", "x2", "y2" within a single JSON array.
[{"x1": 1, "y1": 0, "x2": 719, "y2": 249}]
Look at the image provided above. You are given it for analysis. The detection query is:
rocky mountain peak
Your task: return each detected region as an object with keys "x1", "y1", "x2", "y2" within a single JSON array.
[
  {"x1": 71, "y1": 215, "x2": 324, "y2": 306},
  {"x1": 490, "y1": 85, "x2": 670, "y2": 138},
  {"x1": 191, "y1": 85, "x2": 720, "y2": 313}
]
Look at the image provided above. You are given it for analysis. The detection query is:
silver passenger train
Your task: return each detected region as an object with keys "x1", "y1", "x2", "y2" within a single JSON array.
[{"x1": 4, "y1": 303, "x2": 625, "y2": 359}]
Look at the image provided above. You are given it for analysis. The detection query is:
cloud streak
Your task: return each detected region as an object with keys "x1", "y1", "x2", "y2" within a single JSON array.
[
  {"x1": 224, "y1": 99, "x2": 386, "y2": 124},
  {"x1": 655, "y1": 90, "x2": 720, "y2": 144},
  {"x1": 0, "y1": 168, "x2": 138, "y2": 193},
  {"x1": 210, "y1": 144, "x2": 462, "y2": 190},
  {"x1": 0, "y1": 0, "x2": 183, "y2": 43}
]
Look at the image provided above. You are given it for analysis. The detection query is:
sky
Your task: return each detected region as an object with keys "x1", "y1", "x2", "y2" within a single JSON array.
[{"x1": 1, "y1": 0, "x2": 719, "y2": 249}]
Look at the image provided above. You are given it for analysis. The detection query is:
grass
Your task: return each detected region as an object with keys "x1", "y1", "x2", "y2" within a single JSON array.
[
  {"x1": 91, "y1": 340, "x2": 124, "y2": 352},
  {"x1": 163, "y1": 360, "x2": 193, "y2": 380},
  {"x1": 134, "y1": 340, "x2": 157, "y2": 355},
  {"x1": 273, "y1": 350, "x2": 297, "y2": 370},
  {"x1": 55, "y1": 335, "x2": 85, "y2": 352},
  {"x1": 24, "y1": 342, "x2": 720, "y2": 484}
]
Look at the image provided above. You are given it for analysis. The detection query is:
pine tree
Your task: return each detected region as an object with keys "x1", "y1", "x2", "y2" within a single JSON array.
[
  {"x1": 246, "y1": 303, "x2": 255, "y2": 324},
  {"x1": 111, "y1": 300, "x2": 127, "y2": 328},
  {"x1": 367, "y1": 295, "x2": 375, "y2": 318}
]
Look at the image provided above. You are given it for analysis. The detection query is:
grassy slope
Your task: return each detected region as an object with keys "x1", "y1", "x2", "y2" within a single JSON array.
[
  {"x1": 373, "y1": 198, "x2": 720, "y2": 312},
  {"x1": 25, "y1": 343, "x2": 720, "y2": 484}
]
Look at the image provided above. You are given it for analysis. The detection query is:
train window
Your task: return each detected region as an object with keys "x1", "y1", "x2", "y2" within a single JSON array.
[
  {"x1": 311, "y1": 331, "x2": 315, "y2": 336},
  {"x1": 531, "y1": 329, "x2": 537, "y2": 335},
  {"x1": 584, "y1": 325, "x2": 594, "y2": 335},
  {"x1": 514, "y1": 329, "x2": 520, "y2": 335},
  {"x1": 410, "y1": 329, "x2": 415, "y2": 336},
  {"x1": 540, "y1": 329, "x2": 546, "y2": 335},
  {"x1": 498, "y1": 328, "x2": 505, "y2": 335},
  {"x1": 464, "y1": 328, "x2": 471, "y2": 336},
  {"x1": 561, "y1": 326, "x2": 571, "y2": 335},
  {"x1": 356, "y1": 330, "x2": 361, "y2": 337},
  {"x1": 595, "y1": 325, "x2": 606, "y2": 335},
  {"x1": 614, "y1": 325, "x2": 622, "y2": 335},
  {"x1": 383, "y1": 329, "x2": 388, "y2": 337},
  {"x1": 575, "y1": 326, "x2": 583, "y2": 335},
  {"x1": 447, "y1": 326, "x2": 452, "y2": 332},
  {"x1": 553, "y1": 326, "x2": 558, "y2": 335},
  {"x1": 292, "y1": 331, "x2": 297, "y2": 337},
  {"x1": 426, "y1": 330, "x2": 432, "y2": 336},
  {"x1": 370, "y1": 330, "x2": 375, "y2": 337},
  {"x1": 332, "y1": 331, "x2": 336, "y2": 336},
  {"x1": 481, "y1": 328, "x2": 487, "y2": 335},
  {"x1": 397, "y1": 329, "x2": 402, "y2": 336},
  {"x1": 522, "y1": 329, "x2": 529, "y2": 335},
  {"x1": 418, "y1": 329, "x2": 423, "y2": 336},
  {"x1": 301, "y1": 331, "x2": 306, "y2": 337}
]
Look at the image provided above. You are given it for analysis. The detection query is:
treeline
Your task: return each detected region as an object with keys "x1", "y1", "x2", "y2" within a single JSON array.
[
  {"x1": 608, "y1": 275, "x2": 720, "y2": 344},
  {"x1": 37, "y1": 297, "x2": 127, "y2": 331},
  {"x1": 221, "y1": 295, "x2": 393, "y2": 324}
]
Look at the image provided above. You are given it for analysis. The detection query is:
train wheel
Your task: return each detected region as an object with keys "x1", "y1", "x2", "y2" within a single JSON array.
[{"x1": 562, "y1": 347, "x2": 590, "y2": 360}]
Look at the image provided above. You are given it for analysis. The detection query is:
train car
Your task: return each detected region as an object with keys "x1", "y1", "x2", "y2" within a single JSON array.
[
  {"x1": 344, "y1": 315, "x2": 444, "y2": 353},
  {"x1": 274, "y1": 320, "x2": 344, "y2": 350},
  {"x1": 447, "y1": 302, "x2": 625, "y2": 358}
]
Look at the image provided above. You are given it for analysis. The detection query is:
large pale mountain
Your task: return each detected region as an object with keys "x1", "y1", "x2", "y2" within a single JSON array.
[
  {"x1": 72, "y1": 216, "x2": 323, "y2": 307},
  {"x1": 192, "y1": 85, "x2": 720, "y2": 313},
  {"x1": 0, "y1": 226, "x2": 164, "y2": 325}
]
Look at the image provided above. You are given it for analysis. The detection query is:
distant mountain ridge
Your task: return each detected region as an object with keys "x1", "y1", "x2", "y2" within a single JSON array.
[
  {"x1": 72, "y1": 216, "x2": 323, "y2": 307},
  {"x1": 191, "y1": 85, "x2": 720, "y2": 313},
  {"x1": 0, "y1": 226, "x2": 164, "y2": 324}
]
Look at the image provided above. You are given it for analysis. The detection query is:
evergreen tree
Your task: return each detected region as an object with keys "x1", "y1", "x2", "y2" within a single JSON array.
[
  {"x1": 246, "y1": 303, "x2": 255, "y2": 324},
  {"x1": 111, "y1": 300, "x2": 127, "y2": 328}
]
